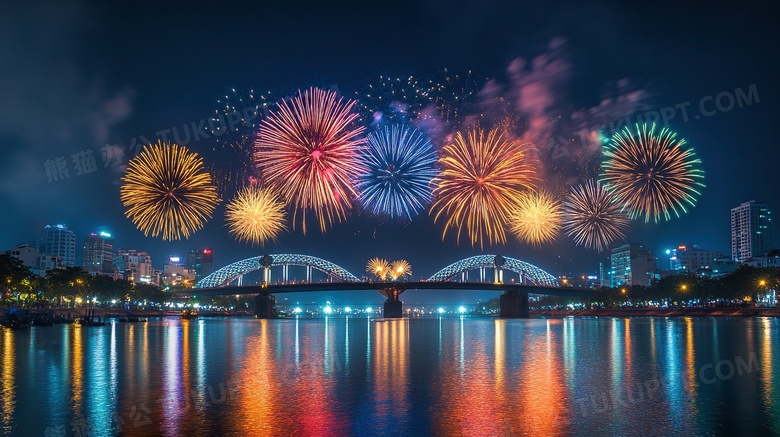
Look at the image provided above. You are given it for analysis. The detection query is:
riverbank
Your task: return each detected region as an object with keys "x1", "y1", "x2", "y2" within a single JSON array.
[
  {"x1": 30, "y1": 308, "x2": 251, "y2": 318},
  {"x1": 531, "y1": 307, "x2": 780, "y2": 317}
]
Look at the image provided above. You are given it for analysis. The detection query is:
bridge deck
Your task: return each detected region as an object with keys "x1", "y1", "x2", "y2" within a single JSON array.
[{"x1": 178, "y1": 282, "x2": 594, "y2": 298}]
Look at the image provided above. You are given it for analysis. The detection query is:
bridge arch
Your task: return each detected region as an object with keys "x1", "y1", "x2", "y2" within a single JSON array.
[
  {"x1": 427, "y1": 254, "x2": 558, "y2": 286},
  {"x1": 195, "y1": 254, "x2": 360, "y2": 288}
]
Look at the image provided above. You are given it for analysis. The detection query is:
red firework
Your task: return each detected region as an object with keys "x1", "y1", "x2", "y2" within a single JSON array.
[{"x1": 255, "y1": 87, "x2": 366, "y2": 233}]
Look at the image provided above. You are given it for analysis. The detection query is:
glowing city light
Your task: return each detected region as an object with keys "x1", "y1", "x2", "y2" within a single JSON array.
[
  {"x1": 324, "y1": 306, "x2": 333, "y2": 314},
  {"x1": 438, "y1": 307, "x2": 445, "y2": 314},
  {"x1": 293, "y1": 307, "x2": 302, "y2": 313},
  {"x1": 344, "y1": 307, "x2": 352, "y2": 313},
  {"x1": 458, "y1": 306, "x2": 467, "y2": 313}
]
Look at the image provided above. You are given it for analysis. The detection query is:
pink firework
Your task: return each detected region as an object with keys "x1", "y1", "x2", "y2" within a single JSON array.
[{"x1": 255, "y1": 87, "x2": 366, "y2": 233}]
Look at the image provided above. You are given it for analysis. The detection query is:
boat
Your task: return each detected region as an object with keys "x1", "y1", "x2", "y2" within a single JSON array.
[
  {"x1": 1, "y1": 309, "x2": 32, "y2": 329},
  {"x1": 118, "y1": 312, "x2": 147, "y2": 323},
  {"x1": 180, "y1": 309, "x2": 198, "y2": 320},
  {"x1": 76, "y1": 308, "x2": 107, "y2": 326}
]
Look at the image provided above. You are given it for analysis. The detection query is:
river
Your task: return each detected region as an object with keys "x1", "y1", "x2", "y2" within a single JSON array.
[{"x1": 1, "y1": 316, "x2": 778, "y2": 436}]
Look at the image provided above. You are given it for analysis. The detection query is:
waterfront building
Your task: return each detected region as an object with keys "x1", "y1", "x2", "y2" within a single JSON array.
[
  {"x1": 114, "y1": 249, "x2": 155, "y2": 284},
  {"x1": 731, "y1": 201, "x2": 773, "y2": 263},
  {"x1": 83, "y1": 231, "x2": 115, "y2": 276},
  {"x1": 668, "y1": 244, "x2": 725, "y2": 272},
  {"x1": 610, "y1": 243, "x2": 657, "y2": 286},
  {"x1": 5, "y1": 243, "x2": 62, "y2": 276},
  {"x1": 38, "y1": 224, "x2": 76, "y2": 266}
]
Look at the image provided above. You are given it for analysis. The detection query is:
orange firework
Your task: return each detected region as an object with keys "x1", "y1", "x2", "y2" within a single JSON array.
[
  {"x1": 225, "y1": 185, "x2": 287, "y2": 246},
  {"x1": 366, "y1": 258, "x2": 391, "y2": 281},
  {"x1": 255, "y1": 87, "x2": 366, "y2": 234},
  {"x1": 120, "y1": 141, "x2": 219, "y2": 241},
  {"x1": 510, "y1": 190, "x2": 561, "y2": 246},
  {"x1": 430, "y1": 127, "x2": 538, "y2": 248},
  {"x1": 389, "y1": 260, "x2": 412, "y2": 281}
]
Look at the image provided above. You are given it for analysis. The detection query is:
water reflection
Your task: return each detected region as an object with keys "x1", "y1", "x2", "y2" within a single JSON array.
[
  {"x1": 1, "y1": 317, "x2": 777, "y2": 436},
  {"x1": 1, "y1": 330, "x2": 15, "y2": 434},
  {"x1": 370, "y1": 320, "x2": 409, "y2": 433}
]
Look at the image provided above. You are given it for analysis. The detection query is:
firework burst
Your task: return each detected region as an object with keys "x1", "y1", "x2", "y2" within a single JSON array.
[
  {"x1": 510, "y1": 190, "x2": 561, "y2": 246},
  {"x1": 430, "y1": 127, "x2": 538, "y2": 248},
  {"x1": 120, "y1": 141, "x2": 219, "y2": 241},
  {"x1": 356, "y1": 125, "x2": 437, "y2": 219},
  {"x1": 366, "y1": 257, "x2": 391, "y2": 281},
  {"x1": 225, "y1": 185, "x2": 287, "y2": 246},
  {"x1": 430, "y1": 69, "x2": 486, "y2": 125},
  {"x1": 389, "y1": 260, "x2": 412, "y2": 281},
  {"x1": 209, "y1": 88, "x2": 274, "y2": 197},
  {"x1": 355, "y1": 75, "x2": 436, "y2": 124},
  {"x1": 600, "y1": 123, "x2": 705, "y2": 222},
  {"x1": 562, "y1": 179, "x2": 629, "y2": 252},
  {"x1": 255, "y1": 87, "x2": 366, "y2": 233}
]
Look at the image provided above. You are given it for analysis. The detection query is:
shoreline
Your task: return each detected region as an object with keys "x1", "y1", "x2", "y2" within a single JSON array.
[{"x1": 531, "y1": 307, "x2": 780, "y2": 317}]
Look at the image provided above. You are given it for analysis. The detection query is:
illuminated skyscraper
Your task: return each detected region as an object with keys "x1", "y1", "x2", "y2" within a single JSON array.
[
  {"x1": 39, "y1": 224, "x2": 76, "y2": 267},
  {"x1": 731, "y1": 201, "x2": 773, "y2": 262},
  {"x1": 83, "y1": 230, "x2": 115, "y2": 275},
  {"x1": 610, "y1": 243, "x2": 656, "y2": 286},
  {"x1": 187, "y1": 248, "x2": 214, "y2": 281}
]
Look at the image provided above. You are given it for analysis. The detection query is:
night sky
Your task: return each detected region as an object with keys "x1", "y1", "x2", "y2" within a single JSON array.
[{"x1": 1, "y1": 0, "x2": 778, "y2": 294}]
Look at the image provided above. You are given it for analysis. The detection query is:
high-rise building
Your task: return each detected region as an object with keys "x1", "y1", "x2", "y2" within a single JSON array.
[
  {"x1": 610, "y1": 243, "x2": 657, "y2": 286},
  {"x1": 731, "y1": 201, "x2": 773, "y2": 262},
  {"x1": 39, "y1": 224, "x2": 76, "y2": 267},
  {"x1": 201, "y1": 248, "x2": 214, "y2": 278},
  {"x1": 114, "y1": 249, "x2": 154, "y2": 284},
  {"x1": 83, "y1": 231, "x2": 115, "y2": 275},
  {"x1": 186, "y1": 248, "x2": 214, "y2": 281}
]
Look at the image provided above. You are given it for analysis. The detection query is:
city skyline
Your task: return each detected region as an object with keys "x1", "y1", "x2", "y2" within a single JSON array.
[{"x1": 8, "y1": 195, "x2": 775, "y2": 282}]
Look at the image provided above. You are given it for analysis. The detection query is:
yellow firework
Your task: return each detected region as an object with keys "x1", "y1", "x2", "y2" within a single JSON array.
[
  {"x1": 510, "y1": 190, "x2": 562, "y2": 246},
  {"x1": 430, "y1": 127, "x2": 537, "y2": 248},
  {"x1": 121, "y1": 141, "x2": 219, "y2": 241},
  {"x1": 225, "y1": 185, "x2": 287, "y2": 246},
  {"x1": 366, "y1": 257, "x2": 390, "y2": 281},
  {"x1": 389, "y1": 260, "x2": 412, "y2": 281}
]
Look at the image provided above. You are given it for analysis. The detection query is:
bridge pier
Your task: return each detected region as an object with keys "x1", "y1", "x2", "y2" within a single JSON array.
[
  {"x1": 383, "y1": 297, "x2": 404, "y2": 318},
  {"x1": 379, "y1": 287, "x2": 405, "y2": 318},
  {"x1": 499, "y1": 291, "x2": 529, "y2": 318},
  {"x1": 254, "y1": 293, "x2": 277, "y2": 319}
]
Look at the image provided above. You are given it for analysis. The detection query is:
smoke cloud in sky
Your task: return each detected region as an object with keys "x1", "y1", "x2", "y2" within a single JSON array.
[
  {"x1": 0, "y1": 0, "x2": 134, "y2": 209},
  {"x1": 406, "y1": 37, "x2": 650, "y2": 191}
]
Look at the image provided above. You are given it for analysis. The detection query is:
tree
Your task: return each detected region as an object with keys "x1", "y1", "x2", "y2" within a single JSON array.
[
  {"x1": 44, "y1": 267, "x2": 91, "y2": 306},
  {"x1": 89, "y1": 275, "x2": 133, "y2": 302},
  {"x1": 132, "y1": 283, "x2": 173, "y2": 305},
  {"x1": 0, "y1": 254, "x2": 36, "y2": 294}
]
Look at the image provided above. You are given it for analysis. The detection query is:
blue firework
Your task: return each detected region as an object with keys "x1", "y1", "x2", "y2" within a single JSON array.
[{"x1": 357, "y1": 125, "x2": 438, "y2": 219}]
